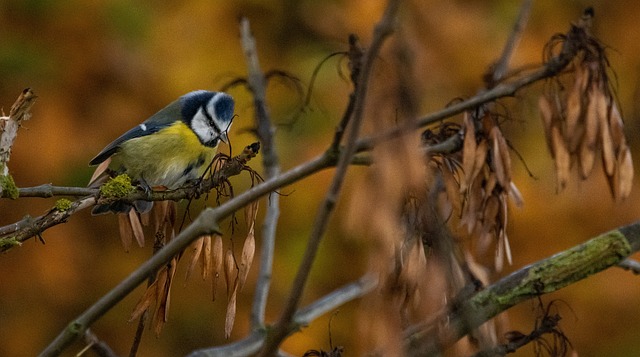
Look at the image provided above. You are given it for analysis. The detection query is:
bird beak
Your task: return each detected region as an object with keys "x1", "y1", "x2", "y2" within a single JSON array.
[{"x1": 220, "y1": 132, "x2": 229, "y2": 144}]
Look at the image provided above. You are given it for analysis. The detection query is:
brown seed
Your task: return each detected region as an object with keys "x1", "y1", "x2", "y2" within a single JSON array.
[
  {"x1": 225, "y1": 288, "x2": 238, "y2": 339},
  {"x1": 552, "y1": 126, "x2": 570, "y2": 191},
  {"x1": 461, "y1": 112, "x2": 477, "y2": 192},
  {"x1": 617, "y1": 146, "x2": 634, "y2": 200},
  {"x1": 565, "y1": 85, "x2": 583, "y2": 147},
  {"x1": 185, "y1": 237, "x2": 205, "y2": 282},
  {"x1": 211, "y1": 234, "x2": 224, "y2": 301},
  {"x1": 491, "y1": 127, "x2": 508, "y2": 188},
  {"x1": 538, "y1": 96, "x2": 554, "y2": 154},
  {"x1": 442, "y1": 161, "x2": 461, "y2": 214},
  {"x1": 224, "y1": 248, "x2": 238, "y2": 299},
  {"x1": 579, "y1": 89, "x2": 600, "y2": 178},
  {"x1": 129, "y1": 209, "x2": 145, "y2": 248},
  {"x1": 609, "y1": 103, "x2": 626, "y2": 148},
  {"x1": 238, "y1": 231, "x2": 256, "y2": 291},
  {"x1": 118, "y1": 213, "x2": 133, "y2": 252}
]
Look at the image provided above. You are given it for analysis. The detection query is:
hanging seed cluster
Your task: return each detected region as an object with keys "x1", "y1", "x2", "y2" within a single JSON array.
[
  {"x1": 538, "y1": 12, "x2": 633, "y2": 200},
  {"x1": 458, "y1": 112, "x2": 522, "y2": 271},
  {"x1": 426, "y1": 111, "x2": 523, "y2": 271}
]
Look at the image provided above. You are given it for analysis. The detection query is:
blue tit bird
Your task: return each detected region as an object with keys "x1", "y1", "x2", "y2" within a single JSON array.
[{"x1": 89, "y1": 90, "x2": 235, "y2": 215}]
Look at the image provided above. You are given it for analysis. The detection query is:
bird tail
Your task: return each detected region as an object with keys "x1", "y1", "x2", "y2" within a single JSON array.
[{"x1": 91, "y1": 200, "x2": 153, "y2": 215}]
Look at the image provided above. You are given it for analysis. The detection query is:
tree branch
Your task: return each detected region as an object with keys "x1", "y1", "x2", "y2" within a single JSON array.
[
  {"x1": 258, "y1": 0, "x2": 400, "y2": 355},
  {"x1": 38, "y1": 152, "x2": 333, "y2": 357},
  {"x1": 404, "y1": 221, "x2": 640, "y2": 355},
  {"x1": 240, "y1": 17, "x2": 281, "y2": 330},
  {"x1": 187, "y1": 274, "x2": 377, "y2": 357}
]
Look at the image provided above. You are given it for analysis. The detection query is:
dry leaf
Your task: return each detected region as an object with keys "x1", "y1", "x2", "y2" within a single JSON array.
[
  {"x1": 140, "y1": 211, "x2": 150, "y2": 226},
  {"x1": 490, "y1": 127, "x2": 511, "y2": 188},
  {"x1": 153, "y1": 201, "x2": 169, "y2": 234},
  {"x1": 470, "y1": 139, "x2": 488, "y2": 188},
  {"x1": 238, "y1": 231, "x2": 256, "y2": 291},
  {"x1": 129, "y1": 279, "x2": 159, "y2": 322},
  {"x1": 441, "y1": 161, "x2": 461, "y2": 214},
  {"x1": 225, "y1": 287, "x2": 238, "y2": 339},
  {"x1": 597, "y1": 95, "x2": 616, "y2": 176},
  {"x1": 244, "y1": 200, "x2": 260, "y2": 232},
  {"x1": 202, "y1": 235, "x2": 212, "y2": 280},
  {"x1": 609, "y1": 103, "x2": 625, "y2": 148},
  {"x1": 88, "y1": 158, "x2": 111, "y2": 187},
  {"x1": 461, "y1": 112, "x2": 477, "y2": 191},
  {"x1": 154, "y1": 258, "x2": 177, "y2": 336},
  {"x1": 460, "y1": 177, "x2": 482, "y2": 234},
  {"x1": 552, "y1": 126, "x2": 570, "y2": 191},
  {"x1": 224, "y1": 248, "x2": 238, "y2": 299},
  {"x1": 185, "y1": 236, "x2": 205, "y2": 282},
  {"x1": 211, "y1": 234, "x2": 224, "y2": 301},
  {"x1": 580, "y1": 89, "x2": 602, "y2": 179},
  {"x1": 118, "y1": 213, "x2": 133, "y2": 252},
  {"x1": 481, "y1": 195, "x2": 500, "y2": 238},
  {"x1": 617, "y1": 146, "x2": 634, "y2": 200},
  {"x1": 538, "y1": 96, "x2": 554, "y2": 154},
  {"x1": 565, "y1": 82, "x2": 584, "y2": 147},
  {"x1": 508, "y1": 182, "x2": 524, "y2": 208},
  {"x1": 129, "y1": 209, "x2": 145, "y2": 248}
]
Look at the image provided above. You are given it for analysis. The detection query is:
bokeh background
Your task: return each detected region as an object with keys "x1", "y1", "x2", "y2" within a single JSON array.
[{"x1": 1, "y1": 1, "x2": 640, "y2": 356}]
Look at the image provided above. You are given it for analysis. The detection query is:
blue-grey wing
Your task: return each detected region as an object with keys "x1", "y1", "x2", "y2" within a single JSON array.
[{"x1": 89, "y1": 99, "x2": 182, "y2": 166}]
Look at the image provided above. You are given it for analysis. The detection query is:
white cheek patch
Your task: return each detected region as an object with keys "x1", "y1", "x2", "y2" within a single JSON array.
[
  {"x1": 191, "y1": 108, "x2": 215, "y2": 143},
  {"x1": 139, "y1": 123, "x2": 147, "y2": 131}
]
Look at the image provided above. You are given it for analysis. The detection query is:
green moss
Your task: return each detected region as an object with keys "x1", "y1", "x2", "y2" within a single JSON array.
[
  {"x1": 54, "y1": 198, "x2": 73, "y2": 211},
  {"x1": 0, "y1": 174, "x2": 19, "y2": 199},
  {"x1": 0, "y1": 236, "x2": 21, "y2": 249},
  {"x1": 99, "y1": 174, "x2": 135, "y2": 198}
]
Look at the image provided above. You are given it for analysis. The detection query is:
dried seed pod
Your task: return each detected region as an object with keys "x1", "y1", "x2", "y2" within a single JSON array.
[
  {"x1": 565, "y1": 80, "x2": 584, "y2": 147},
  {"x1": 224, "y1": 248, "x2": 238, "y2": 299},
  {"x1": 552, "y1": 125, "x2": 570, "y2": 191},
  {"x1": 579, "y1": 88, "x2": 600, "y2": 178},
  {"x1": 538, "y1": 96, "x2": 555, "y2": 154},
  {"x1": 600, "y1": 113, "x2": 616, "y2": 177},
  {"x1": 129, "y1": 277, "x2": 159, "y2": 322},
  {"x1": 470, "y1": 139, "x2": 489, "y2": 187},
  {"x1": 609, "y1": 103, "x2": 626, "y2": 148},
  {"x1": 441, "y1": 160, "x2": 461, "y2": 214},
  {"x1": 490, "y1": 128, "x2": 508, "y2": 188},
  {"x1": 225, "y1": 287, "x2": 238, "y2": 339},
  {"x1": 460, "y1": 177, "x2": 483, "y2": 234},
  {"x1": 482, "y1": 195, "x2": 500, "y2": 234},
  {"x1": 185, "y1": 236, "x2": 205, "y2": 282},
  {"x1": 461, "y1": 112, "x2": 477, "y2": 191},
  {"x1": 499, "y1": 194, "x2": 512, "y2": 265},
  {"x1": 485, "y1": 172, "x2": 498, "y2": 197},
  {"x1": 128, "y1": 210, "x2": 145, "y2": 248},
  {"x1": 508, "y1": 181, "x2": 524, "y2": 208},
  {"x1": 238, "y1": 231, "x2": 256, "y2": 291},
  {"x1": 211, "y1": 234, "x2": 224, "y2": 301},
  {"x1": 118, "y1": 213, "x2": 133, "y2": 252},
  {"x1": 496, "y1": 128, "x2": 512, "y2": 187},
  {"x1": 617, "y1": 146, "x2": 634, "y2": 200}
]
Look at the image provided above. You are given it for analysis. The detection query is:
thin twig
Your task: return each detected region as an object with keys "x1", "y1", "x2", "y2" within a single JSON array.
[
  {"x1": 486, "y1": 0, "x2": 534, "y2": 87},
  {"x1": 240, "y1": 17, "x2": 281, "y2": 329},
  {"x1": 617, "y1": 258, "x2": 640, "y2": 274},
  {"x1": 258, "y1": 1, "x2": 400, "y2": 356}
]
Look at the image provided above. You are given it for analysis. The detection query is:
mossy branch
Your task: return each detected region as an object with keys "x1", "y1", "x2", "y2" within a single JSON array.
[{"x1": 405, "y1": 221, "x2": 640, "y2": 355}]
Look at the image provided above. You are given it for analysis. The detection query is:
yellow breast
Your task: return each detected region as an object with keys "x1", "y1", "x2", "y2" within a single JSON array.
[{"x1": 111, "y1": 121, "x2": 217, "y2": 188}]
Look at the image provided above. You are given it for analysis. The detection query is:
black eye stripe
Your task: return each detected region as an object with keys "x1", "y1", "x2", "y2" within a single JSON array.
[{"x1": 202, "y1": 105, "x2": 222, "y2": 135}]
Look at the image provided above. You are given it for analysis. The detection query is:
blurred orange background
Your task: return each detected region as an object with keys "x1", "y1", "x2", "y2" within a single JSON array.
[{"x1": 1, "y1": 1, "x2": 640, "y2": 356}]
